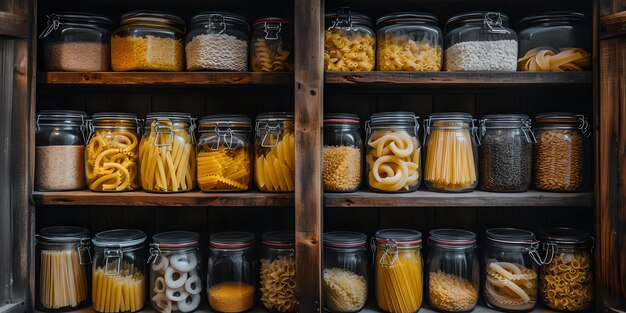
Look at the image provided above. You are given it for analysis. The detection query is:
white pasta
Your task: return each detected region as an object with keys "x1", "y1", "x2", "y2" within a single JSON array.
[{"x1": 186, "y1": 34, "x2": 248, "y2": 71}]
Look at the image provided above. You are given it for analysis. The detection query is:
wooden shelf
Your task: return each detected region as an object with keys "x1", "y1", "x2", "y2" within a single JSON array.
[
  {"x1": 36, "y1": 304, "x2": 267, "y2": 313},
  {"x1": 360, "y1": 302, "x2": 588, "y2": 313}
]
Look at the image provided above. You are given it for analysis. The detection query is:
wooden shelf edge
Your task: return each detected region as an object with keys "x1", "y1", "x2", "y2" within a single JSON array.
[
  {"x1": 37, "y1": 72, "x2": 294, "y2": 86},
  {"x1": 0, "y1": 12, "x2": 28, "y2": 38}
]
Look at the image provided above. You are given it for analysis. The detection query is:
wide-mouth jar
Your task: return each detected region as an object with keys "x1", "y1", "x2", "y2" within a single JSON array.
[
  {"x1": 259, "y1": 231, "x2": 297, "y2": 312},
  {"x1": 325, "y1": 8, "x2": 375, "y2": 71},
  {"x1": 251, "y1": 18, "x2": 294, "y2": 72},
  {"x1": 324, "y1": 114, "x2": 363, "y2": 192},
  {"x1": 254, "y1": 113, "x2": 295, "y2": 192}
]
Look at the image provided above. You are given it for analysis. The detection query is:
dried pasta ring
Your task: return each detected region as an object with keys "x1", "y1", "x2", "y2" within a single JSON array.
[
  {"x1": 154, "y1": 276, "x2": 167, "y2": 294},
  {"x1": 184, "y1": 274, "x2": 202, "y2": 295},
  {"x1": 177, "y1": 294, "x2": 201, "y2": 313},
  {"x1": 152, "y1": 293, "x2": 171, "y2": 311},
  {"x1": 166, "y1": 287, "x2": 189, "y2": 302},
  {"x1": 170, "y1": 253, "x2": 197, "y2": 273},
  {"x1": 152, "y1": 256, "x2": 169, "y2": 275},
  {"x1": 165, "y1": 267, "x2": 188, "y2": 289}
]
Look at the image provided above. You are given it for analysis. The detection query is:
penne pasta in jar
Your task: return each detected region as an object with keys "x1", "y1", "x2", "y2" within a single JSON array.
[
  {"x1": 324, "y1": 9, "x2": 375, "y2": 72},
  {"x1": 254, "y1": 113, "x2": 295, "y2": 192}
]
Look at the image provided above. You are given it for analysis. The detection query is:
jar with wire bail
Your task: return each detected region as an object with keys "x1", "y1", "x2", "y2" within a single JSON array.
[
  {"x1": 149, "y1": 231, "x2": 202, "y2": 313},
  {"x1": 251, "y1": 18, "x2": 294, "y2": 72},
  {"x1": 259, "y1": 231, "x2": 297, "y2": 313},
  {"x1": 324, "y1": 114, "x2": 362, "y2": 192},
  {"x1": 254, "y1": 113, "x2": 295, "y2": 192},
  {"x1": 325, "y1": 8, "x2": 375, "y2": 71}
]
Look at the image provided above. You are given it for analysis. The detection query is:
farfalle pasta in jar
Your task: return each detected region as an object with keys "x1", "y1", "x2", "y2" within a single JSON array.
[{"x1": 324, "y1": 8, "x2": 375, "y2": 71}]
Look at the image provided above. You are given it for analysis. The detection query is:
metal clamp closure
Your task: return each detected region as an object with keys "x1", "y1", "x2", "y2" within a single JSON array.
[
  {"x1": 211, "y1": 127, "x2": 241, "y2": 151},
  {"x1": 77, "y1": 238, "x2": 93, "y2": 265},
  {"x1": 371, "y1": 238, "x2": 399, "y2": 267},
  {"x1": 154, "y1": 121, "x2": 174, "y2": 147},
  {"x1": 264, "y1": 22, "x2": 282, "y2": 40},
  {"x1": 148, "y1": 243, "x2": 161, "y2": 264},
  {"x1": 521, "y1": 120, "x2": 537, "y2": 143},
  {"x1": 577, "y1": 115, "x2": 591, "y2": 138},
  {"x1": 209, "y1": 14, "x2": 227, "y2": 36},
  {"x1": 525, "y1": 241, "x2": 543, "y2": 266},
  {"x1": 39, "y1": 14, "x2": 61, "y2": 39},
  {"x1": 257, "y1": 121, "x2": 283, "y2": 148},
  {"x1": 36, "y1": 114, "x2": 88, "y2": 143},
  {"x1": 484, "y1": 12, "x2": 509, "y2": 34},
  {"x1": 537, "y1": 242, "x2": 557, "y2": 265},
  {"x1": 104, "y1": 245, "x2": 123, "y2": 276},
  {"x1": 329, "y1": 7, "x2": 352, "y2": 30}
]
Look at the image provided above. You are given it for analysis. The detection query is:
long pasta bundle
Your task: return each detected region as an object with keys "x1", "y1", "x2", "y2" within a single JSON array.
[
  {"x1": 197, "y1": 148, "x2": 250, "y2": 191},
  {"x1": 424, "y1": 123, "x2": 477, "y2": 191},
  {"x1": 86, "y1": 129, "x2": 140, "y2": 191},
  {"x1": 255, "y1": 132, "x2": 295, "y2": 192},
  {"x1": 92, "y1": 265, "x2": 145, "y2": 313},
  {"x1": 40, "y1": 249, "x2": 88, "y2": 309},
  {"x1": 375, "y1": 250, "x2": 423, "y2": 313}
]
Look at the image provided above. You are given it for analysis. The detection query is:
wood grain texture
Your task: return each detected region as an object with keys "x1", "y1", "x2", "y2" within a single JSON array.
[
  {"x1": 0, "y1": 11, "x2": 27, "y2": 38},
  {"x1": 601, "y1": 11, "x2": 626, "y2": 38},
  {"x1": 38, "y1": 72, "x2": 293, "y2": 86}
]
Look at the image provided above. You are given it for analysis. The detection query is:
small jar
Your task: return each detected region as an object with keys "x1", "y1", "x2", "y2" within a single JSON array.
[
  {"x1": 376, "y1": 12, "x2": 442, "y2": 71},
  {"x1": 85, "y1": 113, "x2": 142, "y2": 192},
  {"x1": 140, "y1": 112, "x2": 196, "y2": 193},
  {"x1": 207, "y1": 232, "x2": 256, "y2": 313},
  {"x1": 35, "y1": 110, "x2": 88, "y2": 191},
  {"x1": 36, "y1": 226, "x2": 91, "y2": 312},
  {"x1": 254, "y1": 113, "x2": 295, "y2": 192},
  {"x1": 251, "y1": 18, "x2": 294, "y2": 72},
  {"x1": 365, "y1": 112, "x2": 421, "y2": 192},
  {"x1": 323, "y1": 231, "x2": 368, "y2": 313},
  {"x1": 479, "y1": 114, "x2": 535, "y2": 192},
  {"x1": 537, "y1": 228, "x2": 593, "y2": 311},
  {"x1": 423, "y1": 113, "x2": 480, "y2": 192},
  {"x1": 40, "y1": 13, "x2": 113, "y2": 71},
  {"x1": 444, "y1": 12, "x2": 518, "y2": 71},
  {"x1": 92, "y1": 229, "x2": 147, "y2": 313},
  {"x1": 149, "y1": 231, "x2": 202, "y2": 313},
  {"x1": 186, "y1": 12, "x2": 249, "y2": 72},
  {"x1": 325, "y1": 8, "x2": 375, "y2": 71},
  {"x1": 323, "y1": 114, "x2": 363, "y2": 192},
  {"x1": 112, "y1": 11, "x2": 185, "y2": 71},
  {"x1": 196, "y1": 115, "x2": 252, "y2": 192},
  {"x1": 259, "y1": 231, "x2": 297, "y2": 313}
]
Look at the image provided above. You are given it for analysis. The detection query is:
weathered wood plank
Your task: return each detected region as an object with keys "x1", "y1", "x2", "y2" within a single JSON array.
[
  {"x1": 38, "y1": 72, "x2": 293, "y2": 86},
  {"x1": 0, "y1": 11, "x2": 27, "y2": 38}
]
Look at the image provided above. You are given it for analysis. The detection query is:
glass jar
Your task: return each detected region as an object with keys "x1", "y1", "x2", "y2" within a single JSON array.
[
  {"x1": 426, "y1": 229, "x2": 479, "y2": 312},
  {"x1": 532, "y1": 113, "x2": 590, "y2": 192},
  {"x1": 323, "y1": 114, "x2": 363, "y2": 192},
  {"x1": 149, "y1": 231, "x2": 202, "y2": 313},
  {"x1": 186, "y1": 12, "x2": 249, "y2": 72},
  {"x1": 518, "y1": 12, "x2": 590, "y2": 71},
  {"x1": 39, "y1": 13, "x2": 113, "y2": 71},
  {"x1": 254, "y1": 113, "x2": 295, "y2": 192},
  {"x1": 139, "y1": 112, "x2": 196, "y2": 193},
  {"x1": 36, "y1": 226, "x2": 91, "y2": 312},
  {"x1": 479, "y1": 114, "x2": 535, "y2": 192},
  {"x1": 251, "y1": 18, "x2": 294, "y2": 72},
  {"x1": 112, "y1": 11, "x2": 185, "y2": 71},
  {"x1": 259, "y1": 231, "x2": 297, "y2": 312},
  {"x1": 537, "y1": 228, "x2": 593, "y2": 311},
  {"x1": 207, "y1": 232, "x2": 256, "y2": 313},
  {"x1": 423, "y1": 113, "x2": 479, "y2": 192},
  {"x1": 85, "y1": 113, "x2": 142, "y2": 192},
  {"x1": 196, "y1": 115, "x2": 252, "y2": 192},
  {"x1": 35, "y1": 110, "x2": 88, "y2": 191},
  {"x1": 325, "y1": 8, "x2": 375, "y2": 71},
  {"x1": 92, "y1": 229, "x2": 147, "y2": 313},
  {"x1": 376, "y1": 12, "x2": 442, "y2": 71},
  {"x1": 444, "y1": 12, "x2": 518, "y2": 71},
  {"x1": 483, "y1": 228, "x2": 541, "y2": 312},
  {"x1": 365, "y1": 112, "x2": 421, "y2": 192},
  {"x1": 323, "y1": 231, "x2": 368, "y2": 313}
]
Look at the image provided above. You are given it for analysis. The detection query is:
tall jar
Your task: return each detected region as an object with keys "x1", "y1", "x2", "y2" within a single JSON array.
[
  {"x1": 207, "y1": 232, "x2": 256, "y2": 313},
  {"x1": 376, "y1": 12, "x2": 442, "y2": 71},
  {"x1": 365, "y1": 112, "x2": 421, "y2": 192},
  {"x1": 139, "y1": 112, "x2": 196, "y2": 193},
  {"x1": 373, "y1": 229, "x2": 423, "y2": 313},
  {"x1": 323, "y1": 231, "x2": 369, "y2": 313},
  {"x1": 35, "y1": 110, "x2": 88, "y2": 191},
  {"x1": 479, "y1": 114, "x2": 535, "y2": 192},
  {"x1": 85, "y1": 113, "x2": 141, "y2": 192},
  {"x1": 112, "y1": 11, "x2": 185, "y2": 71},
  {"x1": 444, "y1": 12, "x2": 518, "y2": 71},
  {"x1": 254, "y1": 113, "x2": 295, "y2": 192},
  {"x1": 39, "y1": 13, "x2": 112, "y2": 71},
  {"x1": 196, "y1": 115, "x2": 252, "y2": 192},
  {"x1": 537, "y1": 228, "x2": 593, "y2": 311},
  {"x1": 92, "y1": 229, "x2": 147, "y2": 313},
  {"x1": 423, "y1": 113, "x2": 479, "y2": 192},
  {"x1": 259, "y1": 231, "x2": 297, "y2": 312},
  {"x1": 149, "y1": 231, "x2": 202, "y2": 313},
  {"x1": 36, "y1": 226, "x2": 91, "y2": 312},
  {"x1": 325, "y1": 8, "x2": 375, "y2": 71},
  {"x1": 426, "y1": 229, "x2": 479, "y2": 312},
  {"x1": 323, "y1": 114, "x2": 363, "y2": 192},
  {"x1": 186, "y1": 12, "x2": 249, "y2": 72},
  {"x1": 251, "y1": 18, "x2": 294, "y2": 72}
]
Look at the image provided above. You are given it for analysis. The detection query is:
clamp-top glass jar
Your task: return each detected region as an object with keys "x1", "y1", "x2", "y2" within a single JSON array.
[
  {"x1": 251, "y1": 18, "x2": 294, "y2": 72},
  {"x1": 325, "y1": 8, "x2": 375, "y2": 71},
  {"x1": 324, "y1": 114, "x2": 363, "y2": 192},
  {"x1": 259, "y1": 231, "x2": 297, "y2": 312},
  {"x1": 254, "y1": 113, "x2": 296, "y2": 192}
]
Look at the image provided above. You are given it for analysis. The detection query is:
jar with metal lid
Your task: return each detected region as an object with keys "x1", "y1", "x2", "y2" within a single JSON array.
[
  {"x1": 196, "y1": 114, "x2": 252, "y2": 192},
  {"x1": 186, "y1": 12, "x2": 249, "y2": 72},
  {"x1": 537, "y1": 228, "x2": 593, "y2": 311},
  {"x1": 139, "y1": 112, "x2": 196, "y2": 193},
  {"x1": 251, "y1": 18, "x2": 294, "y2": 72},
  {"x1": 444, "y1": 12, "x2": 518, "y2": 71},
  {"x1": 479, "y1": 114, "x2": 535, "y2": 192},
  {"x1": 35, "y1": 110, "x2": 88, "y2": 191},
  {"x1": 365, "y1": 112, "x2": 421, "y2": 193},
  {"x1": 254, "y1": 113, "x2": 295, "y2": 192},
  {"x1": 518, "y1": 12, "x2": 590, "y2": 71},
  {"x1": 149, "y1": 231, "x2": 202, "y2": 313},
  {"x1": 260, "y1": 231, "x2": 297, "y2": 312},
  {"x1": 532, "y1": 113, "x2": 590, "y2": 192},
  {"x1": 376, "y1": 12, "x2": 442, "y2": 71},
  {"x1": 112, "y1": 11, "x2": 185, "y2": 71},
  {"x1": 85, "y1": 113, "x2": 142, "y2": 192},
  {"x1": 426, "y1": 229, "x2": 479, "y2": 312},
  {"x1": 92, "y1": 229, "x2": 147, "y2": 313},
  {"x1": 39, "y1": 13, "x2": 113, "y2": 71},
  {"x1": 207, "y1": 232, "x2": 256, "y2": 313},
  {"x1": 325, "y1": 8, "x2": 375, "y2": 71},
  {"x1": 323, "y1": 231, "x2": 368, "y2": 313},
  {"x1": 36, "y1": 226, "x2": 91, "y2": 311},
  {"x1": 423, "y1": 113, "x2": 479, "y2": 192},
  {"x1": 324, "y1": 114, "x2": 362, "y2": 192}
]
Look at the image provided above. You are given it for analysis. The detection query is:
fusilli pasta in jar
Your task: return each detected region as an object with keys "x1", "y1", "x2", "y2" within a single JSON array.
[{"x1": 251, "y1": 18, "x2": 294, "y2": 72}]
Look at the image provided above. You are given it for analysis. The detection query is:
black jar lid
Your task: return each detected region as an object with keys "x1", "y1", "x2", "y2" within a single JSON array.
[
  {"x1": 519, "y1": 12, "x2": 585, "y2": 28},
  {"x1": 262, "y1": 231, "x2": 295, "y2": 247},
  {"x1": 38, "y1": 226, "x2": 89, "y2": 244},
  {"x1": 92, "y1": 229, "x2": 147, "y2": 248},
  {"x1": 446, "y1": 11, "x2": 510, "y2": 29},
  {"x1": 199, "y1": 114, "x2": 252, "y2": 131},
  {"x1": 46, "y1": 12, "x2": 113, "y2": 26},
  {"x1": 92, "y1": 112, "x2": 139, "y2": 120},
  {"x1": 535, "y1": 112, "x2": 586, "y2": 123},
  {"x1": 481, "y1": 114, "x2": 531, "y2": 127},
  {"x1": 256, "y1": 112, "x2": 295, "y2": 122},
  {"x1": 377, "y1": 12, "x2": 439, "y2": 28},
  {"x1": 374, "y1": 228, "x2": 422, "y2": 245},
  {"x1": 191, "y1": 12, "x2": 249, "y2": 31},
  {"x1": 253, "y1": 17, "x2": 293, "y2": 28},
  {"x1": 325, "y1": 231, "x2": 367, "y2": 248},
  {"x1": 537, "y1": 227, "x2": 593, "y2": 248},
  {"x1": 486, "y1": 228, "x2": 536, "y2": 245},
  {"x1": 369, "y1": 111, "x2": 419, "y2": 128},
  {"x1": 325, "y1": 9, "x2": 372, "y2": 28},
  {"x1": 145, "y1": 112, "x2": 194, "y2": 124},
  {"x1": 37, "y1": 110, "x2": 88, "y2": 127},
  {"x1": 428, "y1": 229, "x2": 477, "y2": 250},
  {"x1": 210, "y1": 231, "x2": 256, "y2": 249},
  {"x1": 120, "y1": 10, "x2": 185, "y2": 30},
  {"x1": 152, "y1": 231, "x2": 200, "y2": 246},
  {"x1": 324, "y1": 113, "x2": 360, "y2": 126},
  {"x1": 428, "y1": 112, "x2": 473, "y2": 120}
]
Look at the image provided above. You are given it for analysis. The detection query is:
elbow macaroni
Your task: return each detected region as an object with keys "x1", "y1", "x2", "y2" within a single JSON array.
[
  {"x1": 540, "y1": 253, "x2": 593, "y2": 311},
  {"x1": 377, "y1": 37, "x2": 441, "y2": 71},
  {"x1": 324, "y1": 29, "x2": 375, "y2": 71},
  {"x1": 86, "y1": 129, "x2": 140, "y2": 191}
]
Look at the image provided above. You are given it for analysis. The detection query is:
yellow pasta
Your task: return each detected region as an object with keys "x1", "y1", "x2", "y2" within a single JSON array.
[
  {"x1": 485, "y1": 261, "x2": 538, "y2": 311},
  {"x1": 259, "y1": 255, "x2": 297, "y2": 312},
  {"x1": 92, "y1": 264, "x2": 145, "y2": 313},
  {"x1": 197, "y1": 148, "x2": 250, "y2": 191},
  {"x1": 40, "y1": 249, "x2": 88, "y2": 310},
  {"x1": 377, "y1": 38, "x2": 442, "y2": 71},
  {"x1": 375, "y1": 247, "x2": 423, "y2": 313},
  {"x1": 255, "y1": 131, "x2": 295, "y2": 192},
  {"x1": 540, "y1": 253, "x2": 592, "y2": 311},
  {"x1": 429, "y1": 271, "x2": 478, "y2": 312},
  {"x1": 518, "y1": 47, "x2": 590, "y2": 72},
  {"x1": 323, "y1": 268, "x2": 367, "y2": 312},
  {"x1": 324, "y1": 29, "x2": 375, "y2": 71},
  {"x1": 367, "y1": 130, "x2": 420, "y2": 192},
  {"x1": 86, "y1": 129, "x2": 140, "y2": 191},
  {"x1": 252, "y1": 38, "x2": 293, "y2": 72}
]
